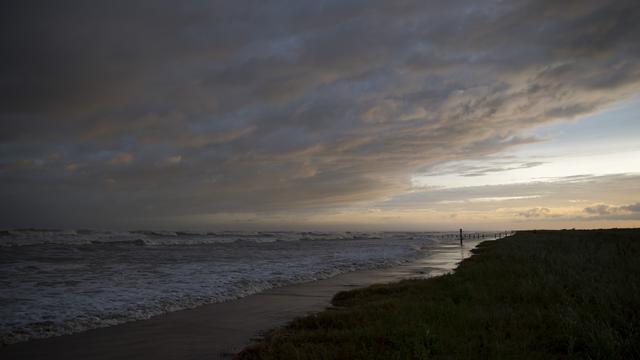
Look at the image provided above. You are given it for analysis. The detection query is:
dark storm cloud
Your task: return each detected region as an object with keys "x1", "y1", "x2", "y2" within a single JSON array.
[{"x1": 1, "y1": 0, "x2": 640, "y2": 227}]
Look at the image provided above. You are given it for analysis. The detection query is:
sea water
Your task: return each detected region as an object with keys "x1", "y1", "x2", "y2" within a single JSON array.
[{"x1": 0, "y1": 229, "x2": 454, "y2": 344}]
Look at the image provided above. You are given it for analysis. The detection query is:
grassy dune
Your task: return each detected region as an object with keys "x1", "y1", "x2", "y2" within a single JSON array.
[{"x1": 237, "y1": 229, "x2": 640, "y2": 359}]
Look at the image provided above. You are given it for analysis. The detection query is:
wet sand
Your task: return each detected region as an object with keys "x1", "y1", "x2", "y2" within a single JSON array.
[{"x1": 1, "y1": 239, "x2": 485, "y2": 360}]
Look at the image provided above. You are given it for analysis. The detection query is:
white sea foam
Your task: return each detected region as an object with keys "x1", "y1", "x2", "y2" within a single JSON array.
[{"x1": 0, "y1": 230, "x2": 454, "y2": 345}]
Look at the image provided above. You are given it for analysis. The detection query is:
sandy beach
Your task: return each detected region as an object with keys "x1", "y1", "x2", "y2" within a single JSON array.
[{"x1": 0, "y1": 239, "x2": 483, "y2": 360}]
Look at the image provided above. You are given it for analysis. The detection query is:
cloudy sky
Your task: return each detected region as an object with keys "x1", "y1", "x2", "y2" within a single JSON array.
[{"x1": 1, "y1": 0, "x2": 639, "y2": 230}]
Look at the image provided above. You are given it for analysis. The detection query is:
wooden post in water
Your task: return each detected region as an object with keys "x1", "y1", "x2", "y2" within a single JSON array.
[{"x1": 459, "y1": 228, "x2": 463, "y2": 246}]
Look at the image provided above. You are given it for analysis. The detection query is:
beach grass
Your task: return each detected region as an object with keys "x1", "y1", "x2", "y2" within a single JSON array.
[{"x1": 237, "y1": 229, "x2": 640, "y2": 359}]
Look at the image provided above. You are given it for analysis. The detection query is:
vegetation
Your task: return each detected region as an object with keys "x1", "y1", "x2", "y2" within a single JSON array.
[{"x1": 237, "y1": 229, "x2": 640, "y2": 359}]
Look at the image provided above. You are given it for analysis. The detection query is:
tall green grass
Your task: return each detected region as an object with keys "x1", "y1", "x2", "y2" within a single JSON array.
[{"x1": 237, "y1": 229, "x2": 640, "y2": 359}]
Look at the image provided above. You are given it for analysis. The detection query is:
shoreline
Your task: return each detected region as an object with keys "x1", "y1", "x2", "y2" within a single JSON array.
[
  {"x1": 1, "y1": 237, "x2": 486, "y2": 360},
  {"x1": 239, "y1": 229, "x2": 640, "y2": 359}
]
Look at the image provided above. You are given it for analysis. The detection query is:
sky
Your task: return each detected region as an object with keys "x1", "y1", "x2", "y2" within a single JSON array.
[{"x1": 1, "y1": 0, "x2": 639, "y2": 230}]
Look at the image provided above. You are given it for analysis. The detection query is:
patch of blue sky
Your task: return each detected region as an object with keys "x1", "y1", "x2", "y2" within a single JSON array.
[{"x1": 412, "y1": 98, "x2": 640, "y2": 188}]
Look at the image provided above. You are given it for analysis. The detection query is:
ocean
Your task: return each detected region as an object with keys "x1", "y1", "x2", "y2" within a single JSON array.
[{"x1": 0, "y1": 229, "x2": 460, "y2": 345}]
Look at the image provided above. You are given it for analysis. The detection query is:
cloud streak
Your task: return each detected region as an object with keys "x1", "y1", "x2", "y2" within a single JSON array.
[{"x1": 584, "y1": 203, "x2": 640, "y2": 216}]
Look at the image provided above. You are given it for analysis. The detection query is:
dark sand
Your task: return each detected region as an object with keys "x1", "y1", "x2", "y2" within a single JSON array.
[{"x1": 1, "y1": 239, "x2": 484, "y2": 360}]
